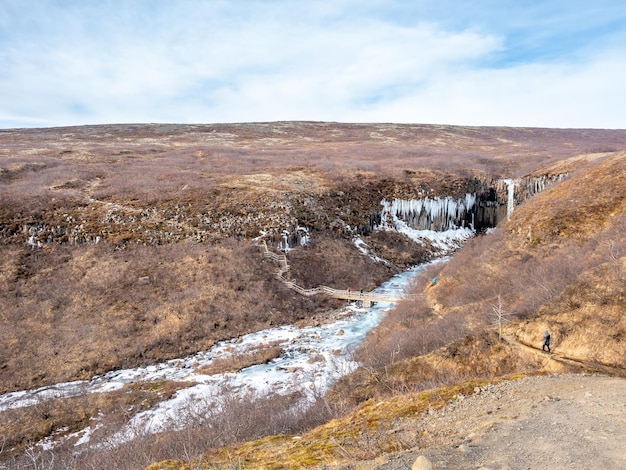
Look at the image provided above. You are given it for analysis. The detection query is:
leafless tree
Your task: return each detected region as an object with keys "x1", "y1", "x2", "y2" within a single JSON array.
[{"x1": 490, "y1": 294, "x2": 513, "y2": 341}]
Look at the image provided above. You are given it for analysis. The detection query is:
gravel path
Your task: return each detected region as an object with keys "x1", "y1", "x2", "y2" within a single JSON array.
[{"x1": 356, "y1": 374, "x2": 626, "y2": 469}]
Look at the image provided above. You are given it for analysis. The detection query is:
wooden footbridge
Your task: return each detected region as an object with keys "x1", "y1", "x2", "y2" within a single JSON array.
[{"x1": 260, "y1": 241, "x2": 409, "y2": 307}]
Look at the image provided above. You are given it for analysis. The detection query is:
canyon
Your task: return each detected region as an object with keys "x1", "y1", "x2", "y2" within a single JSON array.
[{"x1": 1, "y1": 122, "x2": 625, "y2": 469}]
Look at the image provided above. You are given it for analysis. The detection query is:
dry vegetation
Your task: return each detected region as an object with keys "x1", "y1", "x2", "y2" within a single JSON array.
[
  {"x1": 0, "y1": 380, "x2": 193, "y2": 461},
  {"x1": 144, "y1": 151, "x2": 625, "y2": 470},
  {"x1": 148, "y1": 379, "x2": 499, "y2": 470},
  {"x1": 1, "y1": 123, "x2": 626, "y2": 469},
  {"x1": 0, "y1": 240, "x2": 342, "y2": 394},
  {"x1": 335, "y1": 152, "x2": 626, "y2": 406},
  {"x1": 8, "y1": 122, "x2": 613, "y2": 394}
]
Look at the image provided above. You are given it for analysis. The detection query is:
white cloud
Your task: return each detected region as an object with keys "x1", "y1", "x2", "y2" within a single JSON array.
[
  {"x1": 188, "y1": 21, "x2": 501, "y2": 121},
  {"x1": 367, "y1": 51, "x2": 626, "y2": 128},
  {"x1": 0, "y1": 0, "x2": 624, "y2": 128}
]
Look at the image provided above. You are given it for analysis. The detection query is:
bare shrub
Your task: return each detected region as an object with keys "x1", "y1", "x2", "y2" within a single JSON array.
[
  {"x1": 70, "y1": 389, "x2": 324, "y2": 470},
  {"x1": 357, "y1": 305, "x2": 471, "y2": 373},
  {"x1": 490, "y1": 294, "x2": 513, "y2": 340},
  {"x1": 433, "y1": 231, "x2": 512, "y2": 309},
  {"x1": 511, "y1": 248, "x2": 587, "y2": 317}
]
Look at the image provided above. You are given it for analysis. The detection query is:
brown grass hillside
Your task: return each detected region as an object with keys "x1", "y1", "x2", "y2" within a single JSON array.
[
  {"x1": 5, "y1": 123, "x2": 626, "y2": 395},
  {"x1": 334, "y1": 151, "x2": 625, "y2": 406},
  {"x1": 2, "y1": 123, "x2": 626, "y2": 469},
  {"x1": 148, "y1": 151, "x2": 626, "y2": 470}
]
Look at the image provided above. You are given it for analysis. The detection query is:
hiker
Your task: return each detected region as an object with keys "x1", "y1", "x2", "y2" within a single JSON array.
[{"x1": 542, "y1": 330, "x2": 551, "y2": 353}]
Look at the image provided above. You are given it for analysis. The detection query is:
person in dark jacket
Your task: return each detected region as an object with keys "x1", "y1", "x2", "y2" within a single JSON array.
[{"x1": 542, "y1": 330, "x2": 551, "y2": 353}]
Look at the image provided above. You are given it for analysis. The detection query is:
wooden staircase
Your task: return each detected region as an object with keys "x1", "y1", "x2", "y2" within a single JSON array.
[{"x1": 260, "y1": 241, "x2": 408, "y2": 307}]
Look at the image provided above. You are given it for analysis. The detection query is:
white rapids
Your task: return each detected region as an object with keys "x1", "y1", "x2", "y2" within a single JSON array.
[{"x1": 0, "y1": 259, "x2": 442, "y2": 449}]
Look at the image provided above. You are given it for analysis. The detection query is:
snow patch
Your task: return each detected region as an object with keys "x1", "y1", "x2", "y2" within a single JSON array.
[{"x1": 353, "y1": 236, "x2": 387, "y2": 263}]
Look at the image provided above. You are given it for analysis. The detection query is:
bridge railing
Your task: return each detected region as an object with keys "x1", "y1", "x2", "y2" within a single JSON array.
[{"x1": 260, "y1": 240, "x2": 412, "y2": 304}]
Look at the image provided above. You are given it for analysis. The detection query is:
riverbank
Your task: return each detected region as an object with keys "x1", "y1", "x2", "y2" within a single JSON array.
[{"x1": 1, "y1": 261, "x2": 435, "y2": 455}]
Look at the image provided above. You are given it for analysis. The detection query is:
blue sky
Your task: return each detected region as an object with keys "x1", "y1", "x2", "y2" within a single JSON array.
[{"x1": 1, "y1": 0, "x2": 625, "y2": 129}]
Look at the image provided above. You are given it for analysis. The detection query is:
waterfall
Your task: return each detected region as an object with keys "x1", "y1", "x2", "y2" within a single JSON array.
[
  {"x1": 376, "y1": 173, "x2": 568, "y2": 238},
  {"x1": 503, "y1": 179, "x2": 515, "y2": 219},
  {"x1": 277, "y1": 226, "x2": 310, "y2": 251}
]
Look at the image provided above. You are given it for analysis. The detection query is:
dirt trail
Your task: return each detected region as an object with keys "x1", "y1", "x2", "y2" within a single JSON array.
[
  {"x1": 502, "y1": 335, "x2": 620, "y2": 376},
  {"x1": 358, "y1": 336, "x2": 626, "y2": 469},
  {"x1": 355, "y1": 374, "x2": 626, "y2": 470},
  {"x1": 318, "y1": 331, "x2": 626, "y2": 470}
]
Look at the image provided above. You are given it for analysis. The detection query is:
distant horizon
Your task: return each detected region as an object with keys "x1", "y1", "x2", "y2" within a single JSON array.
[
  {"x1": 3, "y1": 120, "x2": 626, "y2": 133},
  {"x1": 2, "y1": 1, "x2": 625, "y2": 130}
]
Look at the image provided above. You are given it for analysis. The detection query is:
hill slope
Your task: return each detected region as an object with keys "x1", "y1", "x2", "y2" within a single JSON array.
[
  {"x1": 145, "y1": 151, "x2": 625, "y2": 470},
  {"x1": 148, "y1": 374, "x2": 625, "y2": 469},
  {"x1": 1, "y1": 123, "x2": 625, "y2": 469},
  {"x1": 4, "y1": 123, "x2": 625, "y2": 394}
]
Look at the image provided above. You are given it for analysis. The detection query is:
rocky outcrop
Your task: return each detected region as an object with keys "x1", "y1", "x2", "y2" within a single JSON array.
[
  {"x1": 3, "y1": 172, "x2": 567, "y2": 251},
  {"x1": 378, "y1": 174, "x2": 568, "y2": 234}
]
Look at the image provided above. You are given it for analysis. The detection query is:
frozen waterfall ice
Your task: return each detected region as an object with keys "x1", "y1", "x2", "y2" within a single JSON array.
[{"x1": 380, "y1": 194, "x2": 477, "y2": 232}]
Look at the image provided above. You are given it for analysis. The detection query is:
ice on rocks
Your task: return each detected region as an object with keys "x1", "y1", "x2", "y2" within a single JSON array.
[
  {"x1": 380, "y1": 194, "x2": 477, "y2": 232},
  {"x1": 379, "y1": 197, "x2": 476, "y2": 252},
  {"x1": 1, "y1": 262, "x2": 440, "y2": 450}
]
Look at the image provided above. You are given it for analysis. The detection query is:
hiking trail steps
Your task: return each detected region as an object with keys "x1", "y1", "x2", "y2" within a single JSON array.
[{"x1": 260, "y1": 241, "x2": 413, "y2": 307}]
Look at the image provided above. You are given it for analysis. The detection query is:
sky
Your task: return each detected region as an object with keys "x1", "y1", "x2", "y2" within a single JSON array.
[{"x1": 1, "y1": 0, "x2": 625, "y2": 129}]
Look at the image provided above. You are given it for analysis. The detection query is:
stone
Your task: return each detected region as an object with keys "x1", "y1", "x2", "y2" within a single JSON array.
[
  {"x1": 458, "y1": 444, "x2": 471, "y2": 453},
  {"x1": 352, "y1": 463, "x2": 376, "y2": 470},
  {"x1": 374, "y1": 455, "x2": 389, "y2": 464},
  {"x1": 411, "y1": 455, "x2": 433, "y2": 470}
]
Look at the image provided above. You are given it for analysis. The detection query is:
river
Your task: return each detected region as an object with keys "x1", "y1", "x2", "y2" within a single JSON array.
[{"x1": 1, "y1": 259, "x2": 442, "y2": 450}]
